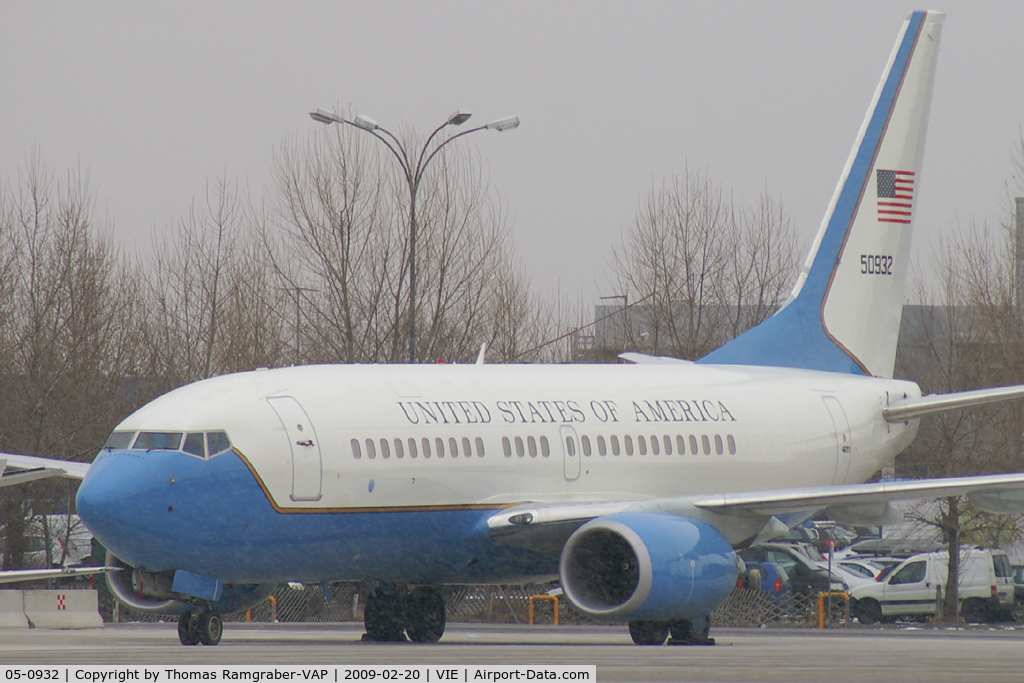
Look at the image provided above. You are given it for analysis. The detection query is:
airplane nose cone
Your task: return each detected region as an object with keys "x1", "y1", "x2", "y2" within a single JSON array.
[{"x1": 77, "y1": 450, "x2": 168, "y2": 565}]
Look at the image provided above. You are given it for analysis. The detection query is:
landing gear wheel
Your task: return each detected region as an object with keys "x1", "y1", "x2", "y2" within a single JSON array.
[
  {"x1": 178, "y1": 609, "x2": 200, "y2": 646},
  {"x1": 406, "y1": 586, "x2": 446, "y2": 643},
  {"x1": 197, "y1": 611, "x2": 223, "y2": 646},
  {"x1": 669, "y1": 615, "x2": 712, "y2": 644},
  {"x1": 364, "y1": 591, "x2": 407, "y2": 642},
  {"x1": 628, "y1": 620, "x2": 670, "y2": 645}
]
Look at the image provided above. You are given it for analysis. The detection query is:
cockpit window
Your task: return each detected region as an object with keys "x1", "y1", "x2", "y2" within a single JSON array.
[
  {"x1": 133, "y1": 432, "x2": 183, "y2": 451},
  {"x1": 207, "y1": 431, "x2": 232, "y2": 457},
  {"x1": 182, "y1": 433, "x2": 206, "y2": 458},
  {"x1": 103, "y1": 431, "x2": 135, "y2": 450}
]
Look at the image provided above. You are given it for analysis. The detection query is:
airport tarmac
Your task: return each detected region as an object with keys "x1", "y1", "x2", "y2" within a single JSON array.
[{"x1": 2, "y1": 622, "x2": 1024, "y2": 682}]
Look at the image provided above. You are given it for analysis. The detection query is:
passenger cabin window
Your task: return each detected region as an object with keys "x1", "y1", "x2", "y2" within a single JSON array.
[
  {"x1": 351, "y1": 439, "x2": 362, "y2": 459},
  {"x1": 103, "y1": 431, "x2": 135, "y2": 450},
  {"x1": 689, "y1": 435, "x2": 698, "y2": 455},
  {"x1": 408, "y1": 438, "x2": 418, "y2": 458},
  {"x1": 714, "y1": 435, "x2": 724, "y2": 455},
  {"x1": 663, "y1": 435, "x2": 672, "y2": 455},
  {"x1": 365, "y1": 439, "x2": 376, "y2": 459},
  {"x1": 610, "y1": 435, "x2": 620, "y2": 456},
  {"x1": 422, "y1": 438, "x2": 431, "y2": 458},
  {"x1": 435, "y1": 437, "x2": 445, "y2": 458},
  {"x1": 581, "y1": 435, "x2": 591, "y2": 456},
  {"x1": 515, "y1": 437, "x2": 525, "y2": 457},
  {"x1": 540, "y1": 436, "x2": 550, "y2": 457},
  {"x1": 449, "y1": 437, "x2": 459, "y2": 458},
  {"x1": 462, "y1": 437, "x2": 472, "y2": 458},
  {"x1": 475, "y1": 437, "x2": 485, "y2": 457},
  {"x1": 528, "y1": 436, "x2": 538, "y2": 457},
  {"x1": 677, "y1": 435, "x2": 686, "y2": 454},
  {"x1": 380, "y1": 439, "x2": 391, "y2": 459},
  {"x1": 701, "y1": 435, "x2": 711, "y2": 455},
  {"x1": 624, "y1": 435, "x2": 634, "y2": 456},
  {"x1": 649, "y1": 435, "x2": 659, "y2": 455},
  {"x1": 503, "y1": 437, "x2": 512, "y2": 457},
  {"x1": 565, "y1": 436, "x2": 575, "y2": 457},
  {"x1": 637, "y1": 435, "x2": 647, "y2": 456},
  {"x1": 727, "y1": 435, "x2": 737, "y2": 455},
  {"x1": 394, "y1": 438, "x2": 404, "y2": 459},
  {"x1": 134, "y1": 432, "x2": 183, "y2": 451}
]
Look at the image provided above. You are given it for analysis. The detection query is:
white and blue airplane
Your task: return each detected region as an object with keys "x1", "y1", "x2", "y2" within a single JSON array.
[{"x1": 7, "y1": 10, "x2": 1024, "y2": 646}]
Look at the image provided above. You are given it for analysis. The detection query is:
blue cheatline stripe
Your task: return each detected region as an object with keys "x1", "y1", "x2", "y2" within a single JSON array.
[{"x1": 697, "y1": 11, "x2": 925, "y2": 375}]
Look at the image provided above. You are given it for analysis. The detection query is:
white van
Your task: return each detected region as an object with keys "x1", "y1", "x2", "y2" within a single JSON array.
[{"x1": 850, "y1": 547, "x2": 1014, "y2": 623}]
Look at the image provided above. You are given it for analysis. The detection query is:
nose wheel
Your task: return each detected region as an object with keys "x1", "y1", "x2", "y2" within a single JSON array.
[{"x1": 178, "y1": 608, "x2": 223, "y2": 646}]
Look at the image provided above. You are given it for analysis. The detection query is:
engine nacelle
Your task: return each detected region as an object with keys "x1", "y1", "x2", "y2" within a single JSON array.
[
  {"x1": 104, "y1": 551, "x2": 276, "y2": 616},
  {"x1": 559, "y1": 512, "x2": 738, "y2": 622},
  {"x1": 105, "y1": 551, "x2": 186, "y2": 614}
]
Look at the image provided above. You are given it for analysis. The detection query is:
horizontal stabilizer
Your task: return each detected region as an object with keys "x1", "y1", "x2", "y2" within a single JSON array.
[
  {"x1": 883, "y1": 384, "x2": 1024, "y2": 421},
  {"x1": 618, "y1": 353, "x2": 693, "y2": 365}
]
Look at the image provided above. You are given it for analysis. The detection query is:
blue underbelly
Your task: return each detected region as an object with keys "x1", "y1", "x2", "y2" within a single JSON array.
[{"x1": 77, "y1": 450, "x2": 559, "y2": 584}]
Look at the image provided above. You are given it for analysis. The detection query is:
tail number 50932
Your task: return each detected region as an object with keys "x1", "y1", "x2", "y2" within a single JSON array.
[{"x1": 860, "y1": 254, "x2": 893, "y2": 275}]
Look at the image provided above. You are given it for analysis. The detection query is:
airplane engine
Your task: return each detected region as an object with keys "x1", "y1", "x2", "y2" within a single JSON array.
[
  {"x1": 104, "y1": 551, "x2": 276, "y2": 616},
  {"x1": 558, "y1": 512, "x2": 738, "y2": 622}
]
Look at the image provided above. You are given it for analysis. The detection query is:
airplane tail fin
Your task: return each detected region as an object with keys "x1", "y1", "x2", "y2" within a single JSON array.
[{"x1": 698, "y1": 11, "x2": 943, "y2": 378}]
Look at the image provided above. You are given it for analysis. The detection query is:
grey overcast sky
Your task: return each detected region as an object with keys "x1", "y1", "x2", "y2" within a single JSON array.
[{"x1": 3, "y1": 2, "x2": 1023, "y2": 304}]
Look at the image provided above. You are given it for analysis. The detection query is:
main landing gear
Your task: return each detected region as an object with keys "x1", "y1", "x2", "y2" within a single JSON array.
[
  {"x1": 178, "y1": 608, "x2": 223, "y2": 646},
  {"x1": 363, "y1": 585, "x2": 446, "y2": 643},
  {"x1": 628, "y1": 616, "x2": 713, "y2": 646}
]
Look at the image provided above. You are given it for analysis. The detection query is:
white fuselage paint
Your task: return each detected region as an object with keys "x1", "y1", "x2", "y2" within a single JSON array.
[{"x1": 115, "y1": 363, "x2": 921, "y2": 514}]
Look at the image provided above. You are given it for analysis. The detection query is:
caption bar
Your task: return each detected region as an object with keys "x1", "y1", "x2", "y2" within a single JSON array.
[{"x1": 1, "y1": 667, "x2": 595, "y2": 683}]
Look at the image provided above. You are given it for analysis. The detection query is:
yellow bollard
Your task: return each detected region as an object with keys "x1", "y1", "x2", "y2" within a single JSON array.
[{"x1": 529, "y1": 595, "x2": 559, "y2": 625}]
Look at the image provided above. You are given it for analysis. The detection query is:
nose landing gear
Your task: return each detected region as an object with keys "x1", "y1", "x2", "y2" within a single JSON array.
[{"x1": 178, "y1": 608, "x2": 223, "y2": 646}]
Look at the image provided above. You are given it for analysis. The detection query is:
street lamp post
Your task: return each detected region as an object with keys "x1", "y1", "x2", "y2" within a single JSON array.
[{"x1": 309, "y1": 107, "x2": 520, "y2": 363}]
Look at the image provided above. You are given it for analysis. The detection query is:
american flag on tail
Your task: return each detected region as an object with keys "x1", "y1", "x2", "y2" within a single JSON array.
[{"x1": 876, "y1": 169, "x2": 914, "y2": 224}]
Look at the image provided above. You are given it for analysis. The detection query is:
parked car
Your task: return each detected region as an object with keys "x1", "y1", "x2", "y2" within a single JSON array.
[
  {"x1": 850, "y1": 547, "x2": 1014, "y2": 624},
  {"x1": 1010, "y1": 565, "x2": 1024, "y2": 621},
  {"x1": 837, "y1": 559, "x2": 884, "y2": 581},
  {"x1": 742, "y1": 560, "x2": 795, "y2": 613},
  {"x1": 739, "y1": 543, "x2": 847, "y2": 597},
  {"x1": 816, "y1": 561, "x2": 876, "y2": 590}
]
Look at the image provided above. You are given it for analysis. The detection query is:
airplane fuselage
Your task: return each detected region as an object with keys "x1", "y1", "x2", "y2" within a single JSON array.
[{"x1": 78, "y1": 363, "x2": 920, "y2": 585}]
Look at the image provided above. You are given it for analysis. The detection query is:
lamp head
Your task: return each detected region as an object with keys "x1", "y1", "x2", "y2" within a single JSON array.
[
  {"x1": 486, "y1": 116, "x2": 520, "y2": 132},
  {"x1": 310, "y1": 108, "x2": 344, "y2": 125},
  {"x1": 353, "y1": 114, "x2": 379, "y2": 131},
  {"x1": 448, "y1": 109, "x2": 472, "y2": 126}
]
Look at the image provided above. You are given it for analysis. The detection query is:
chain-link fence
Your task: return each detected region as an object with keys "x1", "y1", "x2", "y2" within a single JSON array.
[{"x1": 64, "y1": 576, "x2": 849, "y2": 628}]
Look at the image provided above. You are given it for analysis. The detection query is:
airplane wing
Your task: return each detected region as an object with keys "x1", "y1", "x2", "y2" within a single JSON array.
[
  {"x1": 0, "y1": 454, "x2": 90, "y2": 488},
  {"x1": 0, "y1": 565, "x2": 116, "y2": 585},
  {"x1": 486, "y1": 472, "x2": 1024, "y2": 549},
  {"x1": 884, "y1": 384, "x2": 1024, "y2": 421}
]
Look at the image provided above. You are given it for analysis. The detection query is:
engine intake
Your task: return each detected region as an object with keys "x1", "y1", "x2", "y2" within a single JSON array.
[
  {"x1": 559, "y1": 512, "x2": 737, "y2": 621},
  {"x1": 104, "y1": 550, "x2": 277, "y2": 616}
]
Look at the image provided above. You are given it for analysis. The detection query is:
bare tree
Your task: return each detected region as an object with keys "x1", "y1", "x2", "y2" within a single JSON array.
[
  {"x1": 265, "y1": 125, "x2": 549, "y2": 365},
  {"x1": 0, "y1": 153, "x2": 143, "y2": 568},
  {"x1": 896, "y1": 216, "x2": 1024, "y2": 618},
  {"x1": 609, "y1": 168, "x2": 798, "y2": 359},
  {"x1": 142, "y1": 175, "x2": 288, "y2": 388}
]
